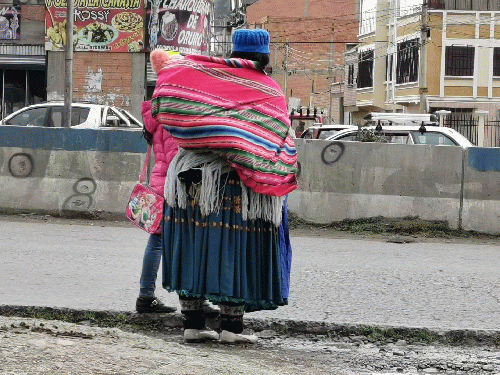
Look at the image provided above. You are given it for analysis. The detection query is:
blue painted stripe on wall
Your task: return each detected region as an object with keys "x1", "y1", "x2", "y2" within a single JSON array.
[
  {"x1": 0, "y1": 126, "x2": 148, "y2": 153},
  {"x1": 468, "y1": 148, "x2": 500, "y2": 172}
]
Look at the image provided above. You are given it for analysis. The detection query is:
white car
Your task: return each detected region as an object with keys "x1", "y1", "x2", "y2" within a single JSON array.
[
  {"x1": 325, "y1": 124, "x2": 473, "y2": 148},
  {"x1": 0, "y1": 102, "x2": 143, "y2": 130}
]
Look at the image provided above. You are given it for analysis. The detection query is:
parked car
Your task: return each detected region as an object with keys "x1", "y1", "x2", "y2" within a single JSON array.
[
  {"x1": 299, "y1": 124, "x2": 357, "y2": 139},
  {"x1": 324, "y1": 124, "x2": 473, "y2": 148},
  {"x1": 0, "y1": 102, "x2": 143, "y2": 130}
]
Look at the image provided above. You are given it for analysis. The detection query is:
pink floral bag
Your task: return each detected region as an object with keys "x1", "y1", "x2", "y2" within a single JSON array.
[{"x1": 126, "y1": 146, "x2": 164, "y2": 234}]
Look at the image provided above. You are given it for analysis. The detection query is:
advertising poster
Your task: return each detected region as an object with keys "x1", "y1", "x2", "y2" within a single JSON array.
[
  {"x1": 0, "y1": 7, "x2": 20, "y2": 40},
  {"x1": 45, "y1": 0, "x2": 145, "y2": 52},
  {"x1": 146, "y1": 0, "x2": 211, "y2": 54}
]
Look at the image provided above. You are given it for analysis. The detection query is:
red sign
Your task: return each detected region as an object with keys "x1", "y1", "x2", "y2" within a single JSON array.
[
  {"x1": 45, "y1": 0, "x2": 145, "y2": 52},
  {"x1": 146, "y1": 0, "x2": 210, "y2": 54}
]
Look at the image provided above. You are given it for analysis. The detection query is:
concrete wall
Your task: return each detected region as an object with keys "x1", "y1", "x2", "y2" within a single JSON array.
[
  {"x1": 0, "y1": 126, "x2": 147, "y2": 217},
  {"x1": 2, "y1": 128, "x2": 500, "y2": 234},
  {"x1": 290, "y1": 139, "x2": 464, "y2": 228},
  {"x1": 462, "y1": 148, "x2": 500, "y2": 234}
]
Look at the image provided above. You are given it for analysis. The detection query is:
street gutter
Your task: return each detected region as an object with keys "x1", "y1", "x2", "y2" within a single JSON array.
[{"x1": 1, "y1": 305, "x2": 498, "y2": 347}]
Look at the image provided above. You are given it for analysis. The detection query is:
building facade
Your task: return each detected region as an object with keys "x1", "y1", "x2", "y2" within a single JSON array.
[
  {"x1": 0, "y1": 2, "x2": 46, "y2": 119},
  {"x1": 350, "y1": 0, "x2": 500, "y2": 124},
  {"x1": 246, "y1": 0, "x2": 358, "y2": 125},
  {"x1": 0, "y1": 0, "x2": 214, "y2": 120}
]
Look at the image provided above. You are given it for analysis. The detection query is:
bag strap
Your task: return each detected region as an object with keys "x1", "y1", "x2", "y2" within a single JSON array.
[{"x1": 139, "y1": 145, "x2": 152, "y2": 183}]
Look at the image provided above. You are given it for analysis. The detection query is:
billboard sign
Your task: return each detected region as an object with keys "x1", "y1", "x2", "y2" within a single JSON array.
[
  {"x1": 146, "y1": 0, "x2": 211, "y2": 54},
  {"x1": 0, "y1": 7, "x2": 20, "y2": 40},
  {"x1": 45, "y1": 0, "x2": 145, "y2": 52}
]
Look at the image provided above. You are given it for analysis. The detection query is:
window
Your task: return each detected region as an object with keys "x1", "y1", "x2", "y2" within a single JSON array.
[
  {"x1": 336, "y1": 132, "x2": 359, "y2": 141},
  {"x1": 5, "y1": 107, "x2": 48, "y2": 127},
  {"x1": 399, "y1": 0, "x2": 423, "y2": 16},
  {"x1": 445, "y1": 46, "x2": 474, "y2": 76},
  {"x1": 347, "y1": 64, "x2": 355, "y2": 85},
  {"x1": 48, "y1": 107, "x2": 91, "y2": 127},
  {"x1": 396, "y1": 38, "x2": 419, "y2": 84},
  {"x1": 412, "y1": 132, "x2": 457, "y2": 146},
  {"x1": 358, "y1": 50, "x2": 374, "y2": 88},
  {"x1": 386, "y1": 54, "x2": 393, "y2": 81},
  {"x1": 430, "y1": 0, "x2": 500, "y2": 10},
  {"x1": 360, "y1": 0, "x2": 376, "y2": 34},
  {"x1": 494, "y1": 48, "x2": 500, "y2": 76}
]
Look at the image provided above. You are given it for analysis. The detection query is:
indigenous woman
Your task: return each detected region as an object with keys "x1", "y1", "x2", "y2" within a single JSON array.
[{"x1": 151, "y1": 29, "x2": 298, "y2": 344}]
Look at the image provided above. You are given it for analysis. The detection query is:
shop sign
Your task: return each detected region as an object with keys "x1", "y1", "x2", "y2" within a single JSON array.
[
  {"x1": 146, "y1": 0, "x2": 211, "y2": 54},
  {"x1": 0, "y1": 7, "x2": 20, "y2": 40},
  {"x1": 45, "y1": 0, "x2": 145, "y2": 52}
]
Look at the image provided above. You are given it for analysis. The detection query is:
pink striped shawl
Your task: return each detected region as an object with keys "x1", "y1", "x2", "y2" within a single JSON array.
[{"x1": 151, "y1": 54, "x2": 298, "y2": 197}]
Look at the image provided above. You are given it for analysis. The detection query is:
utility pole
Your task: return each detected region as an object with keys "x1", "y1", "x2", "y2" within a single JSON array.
[
  {"x1": 328, "y1": 28, "x2": 334, "y2": 123},
  {"x1": 63, "y1": 0, "x2": 74, "y2": 127},
  {"x1": 283, "y1": 41, "x2": 289, "y2": 103},
  {"x1": 419, "y1": 0, "x2": 429, "y2": 113}
]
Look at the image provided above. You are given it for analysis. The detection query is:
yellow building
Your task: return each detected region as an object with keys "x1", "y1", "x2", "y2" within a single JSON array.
[{"x1": 349, "y1": 0, "x2": 500, "y2": 123}]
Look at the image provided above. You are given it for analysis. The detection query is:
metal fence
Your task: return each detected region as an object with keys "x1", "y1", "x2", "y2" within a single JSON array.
[
  {"x1": 443, "y1": 114, "x2": 500, "y2": 147},
  {"x1": 443, "y1": 113, "x2": 478, "y2": 145},
  {"x1": 485, "y1": 120, "x2": 500, "y2": 147}
]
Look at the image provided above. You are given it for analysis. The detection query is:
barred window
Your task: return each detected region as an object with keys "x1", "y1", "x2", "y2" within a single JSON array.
[
  {"x1": 347, "y1": 64, "x2": 355, "y2": 85},
  {"x1": 445, "y1": 46, "x2": 475, "y2": 76},
  {"x1": 494, "y1": 48, "x2": 500, "y2": 76},
  {"x1": 430, "y1": 0, "x2": 500, "y2": 10},
  {"x1": 358, "y1": 50, "x2": 374, "y2": 88},
  {"x1": 396, "y1": 39, "x2": 419, "y2": 84}
]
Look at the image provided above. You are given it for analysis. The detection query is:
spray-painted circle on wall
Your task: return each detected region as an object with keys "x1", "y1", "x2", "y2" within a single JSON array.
[
  {"x1": 321, "y1": 142, "x2": 345, "y2": 165},
  {"x1": 63, "y1": 194, "x2": 93, "y2": 211},
  {"x1": 8, "y1": 153, "x2": 34, "y2": 178},
  {"x1": 73, "y1": 178, "x2": 97, "y2": 195}
]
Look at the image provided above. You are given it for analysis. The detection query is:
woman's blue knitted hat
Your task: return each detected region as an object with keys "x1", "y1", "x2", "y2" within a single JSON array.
[{"x1": 232, "y1": 29, "x2": 270, "y2": 54}]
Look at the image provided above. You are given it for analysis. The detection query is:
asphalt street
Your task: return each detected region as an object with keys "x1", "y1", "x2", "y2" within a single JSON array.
[{"x1": 1, "y1": 219, "x2": 500, "y2": 331}]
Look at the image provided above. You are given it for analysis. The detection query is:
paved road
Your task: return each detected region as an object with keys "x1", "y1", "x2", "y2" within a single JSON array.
[{"x1": 1, "y1": 220, "x2": 500, "y2": 330}]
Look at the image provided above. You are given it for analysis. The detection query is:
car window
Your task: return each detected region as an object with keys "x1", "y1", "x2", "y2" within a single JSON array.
[
  {"x1": 318, "y1": 130, "x2": 343, "y2": 139},
  {"x1": 412, "y1": 131, "x2": 457, "y2": 146},
  {"x1": 77, "y1": 108, "x2": 91, "y2": 125},
  {"x1": 335, "y1": 132, "x2": 359, "y2": 141},
  {"x1": 103, "y1": 108, "x2": 141, "y2": 128},
  {"x1": 5, "y1": 107, "x2": 49, "y2": 127},
  {"x1": 378, "y1": 132, "x2": 412, "y2": 144},
  {"x1": 334, "y1": 130, "x2": 412, "y2": 144},
  {"x1": 47, "y1": 106, "x2": 91, "y2": 127}
]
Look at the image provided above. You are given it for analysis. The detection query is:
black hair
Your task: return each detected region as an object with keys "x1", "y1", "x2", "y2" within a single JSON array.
[{"x1": 230, "y1": 51, "x2": 270, "y2": 69}]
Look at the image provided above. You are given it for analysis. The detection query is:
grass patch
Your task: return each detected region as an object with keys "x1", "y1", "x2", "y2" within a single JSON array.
[
  {"x1": 357, "y1": 325, "x2": 439, "y2": 344},
  {"x1": 288, "y1": 213, "x2": 497, "y2": 240}
]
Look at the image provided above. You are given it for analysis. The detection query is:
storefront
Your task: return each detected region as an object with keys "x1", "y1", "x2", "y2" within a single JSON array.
[
  {"x1": 0, "y1": 46, "x2": 46, "y2": 118},
  {"x1": 0, "y1": 6, "x2": 46, "y2": 118}
]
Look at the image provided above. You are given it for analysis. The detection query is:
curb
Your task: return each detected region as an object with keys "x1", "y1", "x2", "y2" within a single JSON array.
[{"x1": 1, "y1": 305, "x2": 499, "y2": 347}]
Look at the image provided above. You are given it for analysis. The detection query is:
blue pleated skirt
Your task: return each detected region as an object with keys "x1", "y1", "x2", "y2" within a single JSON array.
[{"x1": 161, "y1": 173, "x2": 287, "y2": 312}]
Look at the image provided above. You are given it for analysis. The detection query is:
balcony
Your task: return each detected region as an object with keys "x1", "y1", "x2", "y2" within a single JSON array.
[{"x1": 429, "y1": 0, "x2": 500, "y2": 11}]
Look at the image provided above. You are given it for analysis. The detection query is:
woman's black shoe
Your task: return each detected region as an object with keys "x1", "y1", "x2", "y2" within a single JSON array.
[{"x1": 136, "y1": 297, "x2": 177, "y2": 313}]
